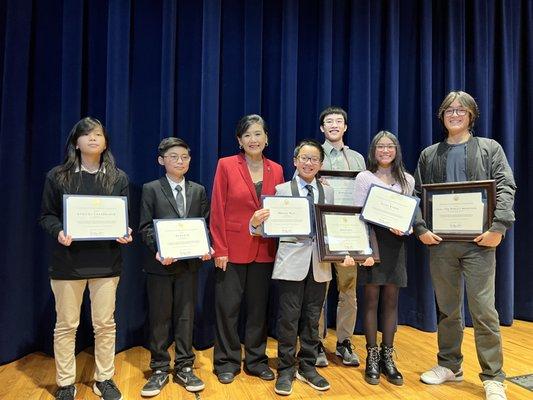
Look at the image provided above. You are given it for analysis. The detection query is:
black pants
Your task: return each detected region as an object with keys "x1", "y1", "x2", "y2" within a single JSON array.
[
  {"x1": 146, "y1": 266, "x2": 197, "y2": 372},
  {"x1": 277, "y1": 267, "x2": 327, "y2": 376},
  {"x1": 213, "y1": 261, "x2": 273, "y2": 375}
]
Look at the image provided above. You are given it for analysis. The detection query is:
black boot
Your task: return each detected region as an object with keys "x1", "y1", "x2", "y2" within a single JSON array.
[
  {"x1": 379, "y1": 344, "x2": 403, "y2": 386},
  {"x1": 364, "y1": 345, "x2": 380, "y2": 385}
]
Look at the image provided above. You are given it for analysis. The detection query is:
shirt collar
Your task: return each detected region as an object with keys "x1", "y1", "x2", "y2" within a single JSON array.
[
  {"x1": 166, "y1": 175, "x2": 185, "y2": 191},
  {"x1": 323, "y1": 139, "x2": 349, "y2": 154},
  {"x1": 295, "y1": 175, "x2": 317, "y2": 191}
]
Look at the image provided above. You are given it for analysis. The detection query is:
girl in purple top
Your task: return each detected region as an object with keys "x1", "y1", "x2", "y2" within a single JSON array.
[{"x1": 354, "y1": 131, "x2": 414, "y2": 387}]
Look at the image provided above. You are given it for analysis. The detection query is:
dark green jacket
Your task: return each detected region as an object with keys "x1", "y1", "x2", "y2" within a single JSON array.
[{"x1": 413, "y1": 135, "x2": 516, "y2": 236}]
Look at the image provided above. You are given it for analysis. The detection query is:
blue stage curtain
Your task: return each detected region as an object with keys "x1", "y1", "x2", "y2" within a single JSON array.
[{"x1": 0, "y1": 0, "x2": 531, "y2": 365}]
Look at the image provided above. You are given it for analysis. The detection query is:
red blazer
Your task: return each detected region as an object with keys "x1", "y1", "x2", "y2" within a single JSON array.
[{"x1": 210, "y1": 153, "x2": 285, "y2": 263}]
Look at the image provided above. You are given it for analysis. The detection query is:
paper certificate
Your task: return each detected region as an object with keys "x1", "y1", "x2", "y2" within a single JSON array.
[
  {"x1": 326, "y1": 177, "x2": 357, "y2": 206},
  {"x1": 360, "y1": 185, "x2": 419, "y2": 233},
  {"x1": 432, "y1": 192, "x2": 484, "y2": 234},
  {"x1": 262, "y1": 196, "x2": 312, "y2": 237},
  {"x1": 324, "y1": 214, "x2": 371, "y2": 253},
  {"x1": 154, "y1": 218, "x2": 210, "y2": 260},
  {"x1": 63, "y1": 195, "x2": 128, "y2": 240}
]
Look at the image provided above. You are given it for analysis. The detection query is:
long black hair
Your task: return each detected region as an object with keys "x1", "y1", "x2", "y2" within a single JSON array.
[
  {"x1": 55, "y1": 117, "x2": 120, "y2": 194},
  {"x1": 367, "y1": 130, "x2": 410, "y2": 194}
]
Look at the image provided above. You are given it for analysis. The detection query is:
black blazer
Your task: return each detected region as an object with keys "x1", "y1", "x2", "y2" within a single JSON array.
[{"x1": 139, "y1": 176, "x2": 210, "y2": 274}]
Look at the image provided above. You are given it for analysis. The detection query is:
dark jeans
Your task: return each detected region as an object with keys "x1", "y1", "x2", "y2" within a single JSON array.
[{"x1": 276, "y1": 267, "x2": 327, "y2": 376}]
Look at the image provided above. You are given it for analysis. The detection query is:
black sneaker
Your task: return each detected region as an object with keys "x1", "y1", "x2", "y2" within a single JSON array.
[
  {"x1": 174, "y1": 366, "x2": 205, "y2": 392},
  {"x1": 274, "y1": 374, "x2": 294, "y2": 396},
  {"x1": 140, "y1": 370, "x2": 169, "y2": 397},
  {"x1": 335, "y1": 339, "x2": 360, "y2": 366},
  {"x1": 55, "y1": 385, "x2": 76, "y2": 400},
  {"x1": 93, "y1": 379, "x2": 123, "y2": 400}
]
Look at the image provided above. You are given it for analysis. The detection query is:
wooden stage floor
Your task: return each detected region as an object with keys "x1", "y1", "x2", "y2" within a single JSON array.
[{"x1": 1, "y1": 321, "x2": 532, "y2": 399}]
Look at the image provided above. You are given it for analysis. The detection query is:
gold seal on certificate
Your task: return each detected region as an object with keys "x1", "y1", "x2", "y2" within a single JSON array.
[
  {"x1": 153, "y1": 218, "x2": 210, "y2": 260},
  {"x1": 318, "y1": 170, "x2": 359, "y2": 206},
  {"x1": 314, "y1": 204, "x2": 380, "y2": 262},
  {"x1": 261, "y1": 196, "x2": 313, "y2": 237},
  {"x1": 63, "y1": 195, "x2": 128, "y2": 240},
  {"x1": 360, "y1": 184, "x2": 419, "y2": 233},
  {"x1": 422, "y1": 180, "x2": 496, "y2": 241}
]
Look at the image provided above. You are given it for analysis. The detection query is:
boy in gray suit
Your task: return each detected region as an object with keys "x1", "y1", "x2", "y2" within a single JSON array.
[
  {"x1": 139, "y1": 137, "x2": 211, "y2": 397},
  {"x1": 251, "y1": 139, "x2": 358, "y2": 396}
]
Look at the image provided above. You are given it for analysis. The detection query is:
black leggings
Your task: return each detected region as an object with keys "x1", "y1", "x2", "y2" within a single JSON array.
[{"x1": 363, "y1": 284, "x2": 399, "y2": 346}]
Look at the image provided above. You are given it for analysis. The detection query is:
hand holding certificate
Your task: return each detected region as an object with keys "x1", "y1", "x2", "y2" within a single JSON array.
[
  {"x1": 261, "y1": 196, "x2": 313, "y2": 237},
  {"x1": 154, "y1": 218, "x2": 210, "y2": 260},
  {"x1": 63, "y1": 195, "x2": 128, "y2": 240},
  {"x1": 360, "y1": 185, "x2": 419, "y2": 234}
]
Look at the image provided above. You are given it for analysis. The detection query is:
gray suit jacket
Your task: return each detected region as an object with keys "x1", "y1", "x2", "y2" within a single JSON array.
[{"x1": 271, "y1": 179, "x2": 333, "y2": 282}]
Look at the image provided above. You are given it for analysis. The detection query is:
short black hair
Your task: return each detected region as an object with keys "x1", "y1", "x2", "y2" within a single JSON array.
[
  {"x1": 319, "y1": 106, "x2": 348, "y2": 126},
  {"x1": 235, "y1": 114, "x2": 268, "y2": 138},
  {"x1": 157, "y1": 137, "x2": 191, "y2": 157},
  {"x1": 293, "y1": 139, "x2": 325, "y2": 162}
]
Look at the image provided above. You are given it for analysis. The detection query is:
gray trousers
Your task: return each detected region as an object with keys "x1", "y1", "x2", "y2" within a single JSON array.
[
  {"x1": 429, "y1": 242, "x2": 505, "y2": 382},
  {"x1": 318, "y1": 264, "x2": 357, "y2": 343}
]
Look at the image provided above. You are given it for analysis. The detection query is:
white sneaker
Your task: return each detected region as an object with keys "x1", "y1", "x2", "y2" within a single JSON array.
[
  {"x1": 420, "y1": 365, "x2": 464, "y2": 384},
  {"x1": 483, "y1": 380, "x2": 507, "y2": 400}
]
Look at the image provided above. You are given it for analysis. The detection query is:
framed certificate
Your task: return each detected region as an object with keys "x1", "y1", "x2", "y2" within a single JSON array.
[
  {"x1": 153, "y1": 218, "x2": 210, "y2": 260},
  {"x1": 317, "y1": 170, "x2": 359, "y2": 206},
  {"x1": 315, "y1": 204, "x2": 380, "y2": 262},
  {"x1": 63, "y1": 195, "x2": 128, "y2": 240},
  {"x1": 360, "y1": 184, "x2": 419, "y2": 234},
  {"x1": 261, "y1": 195, "x2": 313, "y2": 237},
  {"x1": 422, "y1": 180, "x2": 496, "y2": 241}
]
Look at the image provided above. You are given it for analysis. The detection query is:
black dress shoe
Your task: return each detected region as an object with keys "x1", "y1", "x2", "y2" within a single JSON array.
[{"x1": 217, "y1": 372, "x2": 235, "y2": 384}]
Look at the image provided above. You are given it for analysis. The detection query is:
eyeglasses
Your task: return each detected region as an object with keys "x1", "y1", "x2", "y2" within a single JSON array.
[
  {"x1": 376, "y1": 144, "x2": 396, "y2": 151},
  {"x1": 163, "y1": 154, "x2": 190, "y2": 162},
  {"x1": 296, "y1": 155, "x2": 321, "y2": 164},
  {"x1": 444, "y1": 108, "x2": 468, "y2": 117},
  {"x1": 323, "y1": 118, "x2": 345, "y2": 126}
]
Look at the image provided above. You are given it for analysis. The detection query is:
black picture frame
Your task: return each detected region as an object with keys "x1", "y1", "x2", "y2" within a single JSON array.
[
  {"x1": 422, "y1": 180, "x2": 496, "y2": 241},
  {"x1": 314, "y1": 204, "x2": 380, "y2": 262}
]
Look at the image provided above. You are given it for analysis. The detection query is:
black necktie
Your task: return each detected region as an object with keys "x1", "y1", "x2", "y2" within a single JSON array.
[
  {"x1": 175, "y1": 185, "x2": 185, "y2": 217},
  {"x1": 305, "y1": 184, "x2": 315, "y2": 204}
]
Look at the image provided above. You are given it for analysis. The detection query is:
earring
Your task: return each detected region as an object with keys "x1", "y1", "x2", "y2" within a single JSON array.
[
  {"x1": 239, "y1": 144, "x2": 243, "y2": 149},
  {"x1": 265, "y1": 142, "x2": 269, "y2": 147}
]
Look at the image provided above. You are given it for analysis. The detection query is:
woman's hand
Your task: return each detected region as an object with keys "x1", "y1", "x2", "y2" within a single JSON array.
[
  {"x1": 360, "y1": 257, "x2": 375, "y2": 267},
  {"x1": 116, "y1": 227, "x2": 133, "y2": 244},
  {"x1": 57, "y1": 230, "x2": 73, "y2": 246},
  {"x1": 250, "y1": 208, "x2": 270, "y2": 228},
  {"x1": 215, "y1": 256, "x2": 228, "y2": 271},
  {"x1": 156, "y1": 252, "x2": 174, "y2": 266}
]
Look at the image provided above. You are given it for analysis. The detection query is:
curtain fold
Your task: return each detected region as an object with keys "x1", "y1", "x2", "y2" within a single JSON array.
[{"x1": 0, "y1": 0, "x2": 531, "y2": 365}]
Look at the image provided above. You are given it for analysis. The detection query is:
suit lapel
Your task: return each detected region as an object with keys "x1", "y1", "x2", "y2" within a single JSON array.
[
  {"x1": 159, "y1": 177, "x2": 180, "y2": 215},
  {"x1": 237, "y1": 153, "x2": 260, "y2": 207},
  {"x1": 185, "y1": 180, "x2": 193, "y2": 217},
  {"x1": 290, "y1": 178, "x2": 300, "y2": 197}
]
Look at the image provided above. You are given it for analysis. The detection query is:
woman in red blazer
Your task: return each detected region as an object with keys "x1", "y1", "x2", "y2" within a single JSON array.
[{"x1": 210, "y1": 115, "x2": 284, "y2": 384}]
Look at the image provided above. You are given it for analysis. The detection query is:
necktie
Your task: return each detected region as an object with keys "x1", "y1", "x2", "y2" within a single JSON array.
[
  {"x1": 175, "y1": 185, "x2": 185, "y2": 217},
  {"x1": 305, "y1": 184, "x2": 315, "y2": 204}
]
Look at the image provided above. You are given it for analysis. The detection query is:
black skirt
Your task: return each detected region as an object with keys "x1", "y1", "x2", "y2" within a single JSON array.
[{"x1": 357, "y1": 226, "x2": 407, "y2": 287}]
